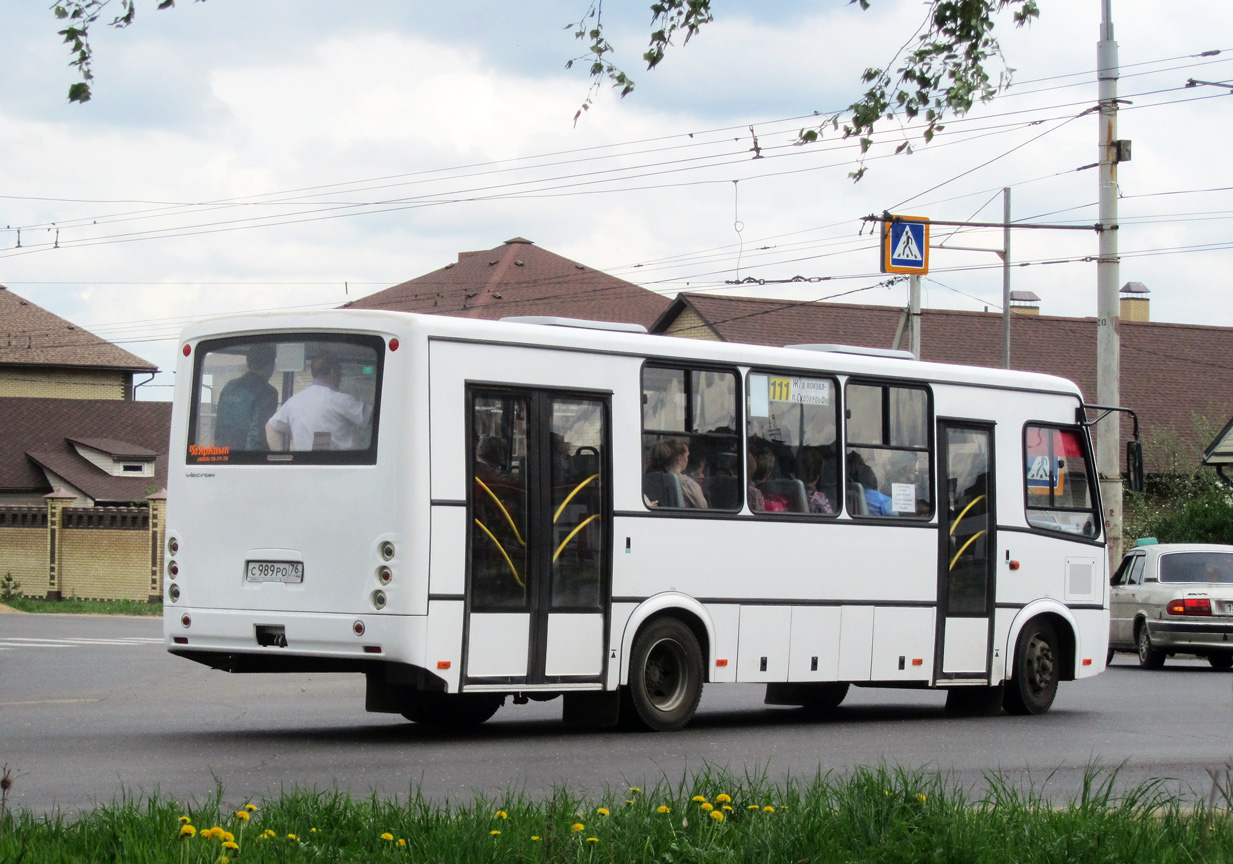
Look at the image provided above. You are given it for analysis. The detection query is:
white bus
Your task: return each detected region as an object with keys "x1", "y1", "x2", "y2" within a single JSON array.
[{"x1": 165, "y1": 310, "x2": 1114, "y2": 730}]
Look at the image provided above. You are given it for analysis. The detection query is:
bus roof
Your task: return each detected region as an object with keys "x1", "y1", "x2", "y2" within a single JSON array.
[{"x1": 179, "y1": 308, "x2": 1085, "y2": 398}]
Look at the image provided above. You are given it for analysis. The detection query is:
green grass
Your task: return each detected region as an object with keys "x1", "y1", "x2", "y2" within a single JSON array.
[
  {"x1": 1, "y1": 766, "x2": 1230, "y2": 863},
  {"x1": 1, "y1": 597, "x2": 161, "y2": 616}
]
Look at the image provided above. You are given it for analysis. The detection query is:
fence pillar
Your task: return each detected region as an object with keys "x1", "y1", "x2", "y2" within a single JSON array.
[
  {"x1": 44, "y1": 489, "x2": 76, "y2": 601},
  {"x1": 147, "y1": 490, "x2": 167, "y2": 604}
]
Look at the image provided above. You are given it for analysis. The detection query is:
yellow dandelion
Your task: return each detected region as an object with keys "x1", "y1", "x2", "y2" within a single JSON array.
[
  {"x1": 596, "y1": 807, "x2": 610, "y2": 816},
  {"x1": 657, "y1": 805, "x2": 671, "y2": 814},
  {"x1": 917, "y1": 794, "x2": 927, "y2": 803},
  {"x1": 245, "y1": 803, "x2": 258, "y2": 812},
  {"x1": 217, "y1": 857, "x2": 229, "y2": 864},
  {"x1": 571, "y1": 822, "x2": 585, "y2": 832},
  {"x1": 587, "y1": 837, "x2": 599, "y2": 843},
  {"x1": 310, "y1": 828, "x2": 318, "y2": 833},
  {"x1": 221, "y1": 832, "x2": 235, "y2": 843},
  {"x1": 629, "y1": 786, "x2": 642, "y2": 793},
  {"x1": 398, "y1": 838, "x2": 406, "y2": 847},
  {"x1": 722, "y1": 805, "x2": 733, "y2": 812},
  {"x1": 691, "y1": 795, "x2": 706, "y2": 803},
  {"x1": 716, "y1": 793, "x2": 732, "y2": 804},
  {"x1": 234, "y1": 811, "x2": 249, "y2": 821},
  {"x1": 625, "y1": 799, "x2": 634, "y2": 805},
  {"x1": 700, "y1": 802, "x2": 714, "y2": 812},
  {"x1": 762, "y1": 806, "x2": 775, "y2": 813},
  {"x1": 531, "y1": 835, "x2": 541, "y2": 841},
  {"x1": 179, "y1": 816, "x2": 192, "y2": 825},
  {"x1": 747, "y1": 805, "x2": 759, "y2": 810},
  {"x1": 710, "y1": 810, "x2": 724, "y2": 822},
  {"x1": 287, "y1": 834, "x2": 298, "y2": 841},
  {"x1": 263, "y1": 829, "x2": 276, "y2": 838},
  {"x1": 381, "y1": 832, "x2": 394, "y2": 841},
  {"x1": 222, "y1": 841, "x2": 239, "y2": 851},
  {"x1": 179, "y1": 825, "x2": 196, "y2": 838},
  {"x1": 490, "y1": 830, "x2": 501, "y2": 836},
  {"x1": 495, "y1": 810, "x2": 508, "y2": 819}
]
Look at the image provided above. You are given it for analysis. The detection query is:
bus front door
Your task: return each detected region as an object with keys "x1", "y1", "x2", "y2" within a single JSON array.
[
  {"x1": 936, "y1": 422, "x2": 996, "y2": 681},
  {"x1": 465, "y1": 389, "x2": 610, "y2": 689}
]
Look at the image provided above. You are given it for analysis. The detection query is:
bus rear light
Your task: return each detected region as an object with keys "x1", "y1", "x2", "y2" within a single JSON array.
[
  {"x1": 182, "y1": 344, "x2": 191, "y2": 357},
  {"x1": 1167, "y1": 598, "x2": 1212, "y2": 616},
  {"x1": 173, "y1": 636, "x2": 188, "y2": 645},
  {"x1": 380, "y1": 541, "x2": 396, "y2": 561},
  {"x1": 437, "y1": 661, "x2": 451, "y2": 669},
  {"x1": 363, "y1": 645, "x2": 382, "y2": 654},
  {"x1": 371, "y1": 590, "x2": 387, "y2": 610},
  {"x1": 377, "y1": 566, "x2": 393, "y2": 585},
  {"x1": 180, "y1": 613, "x2": 192, "y2": 628},
  {"x1": 168, "y1": 537, "x2": 179, "y2": 556},
  {"x1": 168, "y1": 561, "x2": 179, "y2": 577},
  {"x1": 352, "y1": 620, "x2": 366, "y2": 636},
  {"x1": 388, "y1": 338, "x2": 399, "y2": 351},
  {"x1": 168, "y1": 584, "x2": 181, "y2": 603}
]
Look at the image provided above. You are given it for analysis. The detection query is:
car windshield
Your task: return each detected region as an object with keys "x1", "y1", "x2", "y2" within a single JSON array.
[{"x1": 1159, "y1": 552, "x2": 1233, "y2": 584}]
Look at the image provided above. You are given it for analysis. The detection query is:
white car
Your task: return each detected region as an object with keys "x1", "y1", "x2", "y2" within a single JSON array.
[{"x1": 1108, "y1": 542, "x2": 1233, "y2": 668}]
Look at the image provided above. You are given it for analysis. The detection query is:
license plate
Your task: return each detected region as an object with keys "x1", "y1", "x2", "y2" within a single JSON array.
[{"x1": 245, "y1": 560, "x2": 304, "y2": 583}]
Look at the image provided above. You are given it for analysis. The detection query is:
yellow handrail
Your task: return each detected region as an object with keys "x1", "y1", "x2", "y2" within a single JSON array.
[
  {"x1": 473, "y1": 519, "x2": 524, "y2": 587},
  {"x1": 553, "y1": 474, "x2": 599, "y2": 523},
  {"x1": 949, "y1": 494, "x2": 987, "y2": 535},
  {"x1": 553, "y1": 514, "x2": 600, "y2": 563},
  {"x1": 949, "y1": 529, "x2": 987, "y2": 571},
  {"x1": 475, "y1": 476, "x2": 526, "y2": 547}
]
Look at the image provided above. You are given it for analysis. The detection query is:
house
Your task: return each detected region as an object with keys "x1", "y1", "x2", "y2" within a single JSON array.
[
  {"x1": 344, "y1": 237, "x2": 672, "y2": 328},
  {"x1": 650, "y1": 292, "x2": 1233, "y2": 474}
]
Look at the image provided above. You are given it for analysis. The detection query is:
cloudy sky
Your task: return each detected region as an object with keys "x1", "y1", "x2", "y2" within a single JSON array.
[{"x1": 2, "y1": 1, "x2": 1231, "y2": 398}]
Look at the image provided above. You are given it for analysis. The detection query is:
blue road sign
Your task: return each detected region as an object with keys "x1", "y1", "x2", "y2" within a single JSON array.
[{"x1": 881, "y1": 216, "x2": 930, "y2": 274}]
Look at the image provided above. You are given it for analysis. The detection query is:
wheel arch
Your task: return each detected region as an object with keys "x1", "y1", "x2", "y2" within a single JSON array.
[
  {"x1": 1005, "y1": 602, "x2": 1079, "y2": 682},
  {"x1": 617, "y1": 593, "x2": 713, "y2": 686}
]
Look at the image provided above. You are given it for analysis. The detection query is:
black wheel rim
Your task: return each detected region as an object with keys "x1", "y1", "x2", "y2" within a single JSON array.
[
  {"x1": 643, "y1": 637, "x2": 688, "y2": 713},
  {"x1": 1024, "y1": 632, "x2": 1055, "y2": 696}
]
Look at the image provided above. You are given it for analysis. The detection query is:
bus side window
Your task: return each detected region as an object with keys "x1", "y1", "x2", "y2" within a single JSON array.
[
  {"x1": 845, "y1": 381, "x2": 932, "y2": 518},
  {"x1": 746, "y1": 372, "x2": 839, "y2": 517}
]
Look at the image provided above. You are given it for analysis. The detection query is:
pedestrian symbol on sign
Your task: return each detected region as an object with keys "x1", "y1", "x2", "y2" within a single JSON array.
[{"x1": 880, "y1": 215, "x2": 930, "y2": 274}]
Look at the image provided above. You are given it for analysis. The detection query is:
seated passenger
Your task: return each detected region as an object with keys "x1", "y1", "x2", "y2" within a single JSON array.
[
  {"x1": 798, "y1": 446, "x2": 835, "y2": 515},
  {"x1": 746, "y1": 453, "x2": 765, "y2": 512},
  {"x1": 649, "y1": 437, "x2": 708, "y2": 508},
  {"x1": 848, "y1": 451, "x2": 896, "y2": 516}
]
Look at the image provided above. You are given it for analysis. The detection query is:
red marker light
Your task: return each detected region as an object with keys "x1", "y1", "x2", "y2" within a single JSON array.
[
  {"x1": 182, "y1": 344, "x2": 191, "y2": 357},
  {"x1": 389, "y1": 338, "x2": 399, "y2": 352},
  {"x1": 352, "y1": 620, "x2": 366, "y2": 636},
  {"x1": 437, "y1": 660, "x2": 451, "y2": 670},
  {"x1": 715, "y1": 659, "x2": 728, "y2": 667}
]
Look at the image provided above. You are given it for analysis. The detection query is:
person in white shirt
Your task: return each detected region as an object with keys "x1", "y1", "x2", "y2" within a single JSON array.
[{"x1": 266, "y1": 355, "x2": 372, "y2": 451}]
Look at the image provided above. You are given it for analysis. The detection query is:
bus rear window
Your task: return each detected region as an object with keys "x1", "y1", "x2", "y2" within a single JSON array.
[{"x1": 187, "y1": 334, "x2": 383, "y2": 465}]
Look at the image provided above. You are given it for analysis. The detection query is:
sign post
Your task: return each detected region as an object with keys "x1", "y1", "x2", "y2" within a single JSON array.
[{"x1": 880, "y1": 215, "x2": 930, "y2": 359}]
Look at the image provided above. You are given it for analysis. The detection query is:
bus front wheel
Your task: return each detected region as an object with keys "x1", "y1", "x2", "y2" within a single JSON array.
[
  {"x1": 401, "y1": 692, "x2": 504, "y2": 727},
  {"x1": 1003, "y1": 619, "x2": 1060, "y2": 715},
  {"x1": 626, "y1": 617, "x2": 703, "y2": 732}
]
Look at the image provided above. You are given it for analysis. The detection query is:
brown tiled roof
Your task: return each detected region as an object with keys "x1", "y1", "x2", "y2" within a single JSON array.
[
  {"x1": 0, "y1": 286, "x2": 157, "y2": 372},
  {"x1": 653, "y1": 294, "x2": 1233, "y2": 473},
  {"x1": 67, "y1": 437, "x2": 159, "y2": 460},
  {"x1": 343, "y1": 237, "x2": 671, "y2": 328},
  {"x1": 0, "y1": 398, "x2": 171, "y2": 502}
]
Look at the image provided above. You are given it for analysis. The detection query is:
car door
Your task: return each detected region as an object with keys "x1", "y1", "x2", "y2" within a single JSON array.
[{"x1": 1109, "y1": 553, "x2": 1145, "y2": 647}]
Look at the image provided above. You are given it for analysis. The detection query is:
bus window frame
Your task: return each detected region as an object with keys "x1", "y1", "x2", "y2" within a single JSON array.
[
  {"x1": 1021, "y1": 421, "x2": 1101, "y2": 539},
  {"x1": 185, "y1": 332, "x2": 386, "y2": 467},
  {"x1": 639, "y1": 359, "x2": 742, "y2": 515},
  {"x1": 843, "y1": 377, "x2": 935, "y2": 521},
  {"x1": 745, "y1": 365, "x2": 842, "y2": 519}
]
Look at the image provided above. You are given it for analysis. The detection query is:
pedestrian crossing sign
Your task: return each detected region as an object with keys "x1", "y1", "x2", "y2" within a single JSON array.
[{"x1": 880, "y1": 215, "x2": 930, "y2": 274}]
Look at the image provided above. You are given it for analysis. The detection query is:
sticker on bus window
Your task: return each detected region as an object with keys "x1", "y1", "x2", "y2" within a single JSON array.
[
  {"x1": 1026, "y1": 455, "x2": 1065, "y2": 495},
  {"x1": 891, "y1": 483, "x2": 917, "y2": 513},
  {"x1": 768, "y1": 376, "x2": 831, "y2": 406}
]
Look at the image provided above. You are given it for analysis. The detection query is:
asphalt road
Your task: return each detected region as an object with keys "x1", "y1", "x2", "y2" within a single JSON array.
[{"x1": 3, "y1": 612, "x2": 1232, "y2": 816}]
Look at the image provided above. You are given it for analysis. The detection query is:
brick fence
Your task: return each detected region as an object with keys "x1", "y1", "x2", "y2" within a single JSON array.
[{"x1": 0, "y1": 492, "x2": 166, "y2": 603}]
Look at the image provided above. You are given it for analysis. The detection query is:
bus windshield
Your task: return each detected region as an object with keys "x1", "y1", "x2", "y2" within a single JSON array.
[{"x1": 187, "y1": 333, "x2": 384, "y2": 465}]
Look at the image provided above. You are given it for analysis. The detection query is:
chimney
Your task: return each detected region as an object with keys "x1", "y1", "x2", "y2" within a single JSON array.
[
  {"x1": 1120, "y1": 281, "x2": 1150, "y2": 322},
  {"x1": 1009, "y1": 290, "x2": 1041, "y2": 316}
]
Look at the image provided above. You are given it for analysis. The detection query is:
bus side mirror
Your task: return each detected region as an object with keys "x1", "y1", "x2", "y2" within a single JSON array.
[{"x1": 1126, "y1": 440, "x2": 1144, "y2": 493}]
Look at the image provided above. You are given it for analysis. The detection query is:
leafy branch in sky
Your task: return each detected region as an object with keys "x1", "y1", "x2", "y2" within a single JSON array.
[{"x1": 570, "y1": 0, "x2": 1040, "y2": 179}]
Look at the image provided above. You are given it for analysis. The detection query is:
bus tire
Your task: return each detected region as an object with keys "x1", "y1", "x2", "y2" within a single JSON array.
[
  {"x1": 1208, "y1": 652, "x2": 1233, "y2": 670},
  {"x1": 1136, "y1": 621, "x2": 1166, "y2": 670},
  {"x1": 1003, "y1": 619, "x2": 1060, "y2": 715},
  {"x1": 401, "y1": 692, "x2": 504, "y2": 727},
  {"x1": 626, "y1": 617, "x2": 703, "y2": 732}
]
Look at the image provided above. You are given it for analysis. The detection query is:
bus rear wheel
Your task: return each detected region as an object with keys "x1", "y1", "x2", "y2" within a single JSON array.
[
  {"x1": 401, "y1": 692, "x2": 504, "y2": 727},
  {"x1": 1003, "y1": 619, "x2": 1060, "y2": 715},
  {"x1": 626, "y1": 617, "x2": 703, "y2": 732}
]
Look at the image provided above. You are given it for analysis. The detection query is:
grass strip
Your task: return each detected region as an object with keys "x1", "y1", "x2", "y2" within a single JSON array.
[
  {"x1": 1, "y1": 765, "x2": 1229, "y2": 863},
  {"x1": 1, "y1": 597, "x2": 161, "y2": 616}
]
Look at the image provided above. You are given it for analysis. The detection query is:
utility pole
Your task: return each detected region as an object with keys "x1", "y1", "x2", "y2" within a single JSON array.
[
  {"x1": 1096, "y1": 0, "x2": 1123, "y2": 570},
  {"x1": 909, "y1": 274, "x2": 921, "y2": 360},
  {"x1": 1001, "y1": 188, "x2": 1011, "y2": 369}
]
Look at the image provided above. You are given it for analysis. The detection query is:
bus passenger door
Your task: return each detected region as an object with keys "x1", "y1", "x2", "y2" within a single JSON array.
[
  {"x1": 465, "y1": 388, "x2": 610, "y2": 688},
  {"x1": 936, "y1": 423, "x2": 996, "y2": 681}
]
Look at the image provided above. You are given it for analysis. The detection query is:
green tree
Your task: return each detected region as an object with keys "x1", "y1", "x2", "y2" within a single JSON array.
[{"x1": 54, "y1": 1, "x2": 1039, "y2": 171}]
